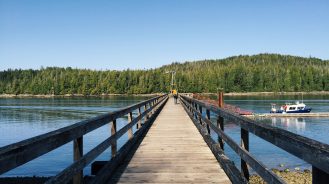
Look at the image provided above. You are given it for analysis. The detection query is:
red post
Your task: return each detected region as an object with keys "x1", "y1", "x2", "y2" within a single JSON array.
[{"x1": 218, "y1": 91, "x2": 224, "y2": 108}]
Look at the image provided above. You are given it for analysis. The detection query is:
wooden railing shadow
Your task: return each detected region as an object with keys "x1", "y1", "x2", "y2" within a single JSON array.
[
  {"x1": 180, "y1": 95, "x2": 329, "y2": 184},
  {"x1": 0, "y1": 94, "x2": 168, "y2": 184}
]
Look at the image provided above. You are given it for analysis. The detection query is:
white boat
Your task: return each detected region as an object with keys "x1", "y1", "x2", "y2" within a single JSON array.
[{"x1": 270, "y1": 101, "x2": 312, "y2": 113}]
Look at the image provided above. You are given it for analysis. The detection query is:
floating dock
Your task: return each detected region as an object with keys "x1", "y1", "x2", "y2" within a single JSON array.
[{"x1": 244, "y1": 112, "x2": 329, "y2": 118}]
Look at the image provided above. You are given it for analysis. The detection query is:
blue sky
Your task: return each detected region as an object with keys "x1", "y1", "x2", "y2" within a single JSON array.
[{"x1": 1, "y1": 0, "x2": 328, "y2": 70}]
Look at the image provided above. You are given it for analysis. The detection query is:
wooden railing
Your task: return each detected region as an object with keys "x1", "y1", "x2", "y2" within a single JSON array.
[
  {"x1": 180, "y1": 95, "x2": 329, "y2": 184},
  {"x1": 0, "y1": 94, "x2": 168, "y2": 184}
]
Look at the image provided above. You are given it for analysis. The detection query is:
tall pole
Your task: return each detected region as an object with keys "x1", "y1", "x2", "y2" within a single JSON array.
[{"x1": 171, "y1": 72, "x2": 174, "y2": 92}]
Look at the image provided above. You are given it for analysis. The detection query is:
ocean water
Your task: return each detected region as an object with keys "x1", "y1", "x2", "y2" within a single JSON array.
[
  {"x1": 216, "y1": 94, "x2": 329, "y2": 172},
  {"x1": 0, "y1": 96, "x2": 149, "y2": 176}
]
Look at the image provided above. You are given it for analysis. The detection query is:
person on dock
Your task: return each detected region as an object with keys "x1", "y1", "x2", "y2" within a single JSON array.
[{"x1": 172, "y1": 89, "x2": 178, "y2": 104}]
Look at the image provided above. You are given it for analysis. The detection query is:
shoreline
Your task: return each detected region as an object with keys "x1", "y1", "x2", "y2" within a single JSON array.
[
  {"x1": 203, "y1": 91, "x2": 329, "y2": 96},
  {"x1": 0, "y1": 91, "x2": 329, "y2": 98},
  {"x1": 250, "y1": 168, "x2": 311, "y2": 184},
  {"x1": 0, "y1": 93, "x2": 160, "y2": 98},
  {"x1": 226, "y1": 91, "x2": 329, "y2": 96}
]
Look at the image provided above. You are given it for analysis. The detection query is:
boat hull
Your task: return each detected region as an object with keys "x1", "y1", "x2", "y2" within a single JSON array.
[{"x1": 270, "y1": 108, "x2": 312, "y2": 113}]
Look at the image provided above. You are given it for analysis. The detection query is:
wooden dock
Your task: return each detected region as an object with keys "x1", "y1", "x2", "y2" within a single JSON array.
[
  {"x1": 1, "y1": 94, "x2": 329, "y2": 184},
  {"x1": 115, "y1": 97, "x2": 231, "y2": 183}
]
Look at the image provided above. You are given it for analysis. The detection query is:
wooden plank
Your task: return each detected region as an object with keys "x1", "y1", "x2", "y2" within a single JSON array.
[
  {"x1": 181, "y1": 97, "x2": 285, "y2": 184},
  {"x1": 181, "y1": 95, "x2": 329, "y2": 174},
  {"x1": 89, "y1": 97, "x2": 168, "y2": 184},
  {"x1": 73, "y1": 137, "x2": 83, "y2": 184},
  {"x1": 117, "y1": 97, "x2": 231, "y2": 184},
  {"x1": 117, "y1": 173, "x2": 231, "y2": 183},
  {"x1": 45, "y1": 96, "x2": 168, "y2": 184},
  {"x1": 206, "y1": 109, "x2": 211, "y2": 134},
  {"x1": 128, "y1": 112, "x2": 133, "y2": 139},
  {"x1": 241, "y1": 129, "x2": 249, "y2": 180},
  {"x1": 137, "y1": 107, "x2": 142, "y2": 129},
  {"x1": 217, "y1": 116, "x2": 225, "y2": 150},
  {"x1": 111, "y1": 120, "x2": 117, "y2": 157},
  {"x1": 313, "y1": 166, "x2": 329, "y2": 184},
  {"x1": 180, "y1": 98, "x2": 247, "y2": 184}
]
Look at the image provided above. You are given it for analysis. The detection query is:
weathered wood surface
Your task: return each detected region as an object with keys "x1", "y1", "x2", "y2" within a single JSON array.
[
  {"x1": 45, "y1": 96, "x2": 168, "y2": 184},
  {"x1": 89, "y1": 97, "x2": 168, "y2": 184},
  {"x1": 180, "y1": 98, "x2": 247, "y2": 184},
  {"x1": 115, "y1": 97, "x2": 231, "y2": 184},
  {"x1": 180, "y1": 95, "x2": 329, "y2": 175},
  {"x1": 180, "y1": 96, "x2": 286, "y2": 184},
  {"x1": 0, "y1": 95, "x2": 165, "y2": 175}
]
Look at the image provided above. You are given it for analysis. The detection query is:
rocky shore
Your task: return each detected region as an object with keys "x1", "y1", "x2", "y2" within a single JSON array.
[{"x1": 250, "y1": 169, "x2": 311, "y2": 184}]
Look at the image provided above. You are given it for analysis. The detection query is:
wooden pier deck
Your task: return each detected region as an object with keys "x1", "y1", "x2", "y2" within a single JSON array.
[
  {"x1": 2, "y1": 94, "x2": 329, "y2": 184},
  {"x1": 115, "y1": 97, "x2": 231, "y2": 183}
]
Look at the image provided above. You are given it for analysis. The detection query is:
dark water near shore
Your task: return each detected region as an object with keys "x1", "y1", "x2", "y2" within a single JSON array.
[{"x1": 0, "y1": 95, "x2": 328, "y2": 176}]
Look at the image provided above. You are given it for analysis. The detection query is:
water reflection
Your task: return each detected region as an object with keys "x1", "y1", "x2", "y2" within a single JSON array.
[
  {"x1": 0, "y1": 96, "x2": 149, "y2": 176},
  {"x1": 271, "y1": 117, "x2": 306, "y2": 132}
]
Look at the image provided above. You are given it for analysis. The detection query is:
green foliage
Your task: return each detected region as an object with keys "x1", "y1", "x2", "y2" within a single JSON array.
[{"x1": 0, "y1": 54, "x2": 329, "y2": 95}]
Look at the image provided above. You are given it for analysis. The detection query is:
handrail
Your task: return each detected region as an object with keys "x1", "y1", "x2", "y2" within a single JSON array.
[
  {"x1": 180, "y1": 95, "x2": 329, "y2": 184},
  {"x1": 0, "y1": 94, "x2": 168, "y2": 182},
  {"x1": 47, "y1": 95, "x2": 168, "y2": 184}
]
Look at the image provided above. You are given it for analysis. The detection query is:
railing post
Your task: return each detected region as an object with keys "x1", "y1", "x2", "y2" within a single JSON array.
[
  {"x1": 194, "y1": 103, "x2": 198, "y2": 119},
  {"x1": 73, "y1": 136, "x2": 83, "y2": 184},
  {"x1": 313, "y1": 166, "x2": 329, "y2": 184},
  {"x1": 111, "y1": 119, "x2": 117, "y2": 157},
  {"x1": 217, "y1": 116, "x2": 224, "y2": 150},
  {"x1": 188, "y1": 100, "x2": 191, "y2": 112},
  {"x1": 241, "y1": 129, "x2": 250, "y2": 180},
  {"x1": 144, "y1": 104, "x2": 149, "y2": 120},
  {"x1": 128, "y1": 112, "x2": 133, "y2": 139},
  {"x1": 218, "y1": 91, "x2": 224, "y2": 108},
  {"x1": 198, "y1": 105, "x2": 203, "y2": 125},
  {"x1": 148, "y1": 102, "x2": 152, "y2": 117},
  {"x1": 137, "y1": 107, "x2": 142, "y2": 129},
  {"x1": 189, "y1": 101, "x2": 191, "y2": 112},
  {"x1": 206, "y1": 109, "x2": 211, "y2": 134},
  {"x1": 153, "y1": 101, "x2": 156, "y2": 114}
]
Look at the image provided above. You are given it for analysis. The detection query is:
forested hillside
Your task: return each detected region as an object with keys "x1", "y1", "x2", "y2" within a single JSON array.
[{"x1": 1, "y1": 54, "x2": 329, "y2": 95}]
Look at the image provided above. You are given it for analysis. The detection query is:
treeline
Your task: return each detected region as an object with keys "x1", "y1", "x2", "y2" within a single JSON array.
[{"x1": 1, "y1": 54, "x2": 329, "y2": 95}]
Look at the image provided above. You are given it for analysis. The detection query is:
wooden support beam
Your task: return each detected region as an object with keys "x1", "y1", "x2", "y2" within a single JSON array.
[
  {"x1": 241, "y1": 129, "x2": 250, "y2": 180},
  {"x1": 206, "y1": 109, "x2": 211, "y2": 134},
  {"x1": 149, "y1": 102, "x2": 153, "y2": 114},
  {"x1": 73, "y1": 137, "x2": 83, "y2": 184},
  {"x1": 180, "y1": 98, "x2": 247, "y2": 184},
  {"x1": 195, "y1": 103, "x2": 198, "y2": 120},
  {"x1": 148, "y1": 102, "x2": 152, "y2": 117},
  {"x1": 199, "y1": 106, "x2": 203, "y2": 125},
  {"x1": 111, "y1": 120, "x2": 117, "y2": 158},
  {"x1": 218, "y1": 91, "x2": 224, "y2": 108},
  {"x1": 137, "y1": 107, "x2": 142, "y2": 129},
  {"x1": 144, "y1": 104, "x2": 149, "y2": 120},
  {"x1": 180, "y1": 96, "x2": 284, "y2": 184},
  {"x1": 90, "y1": 97, "x2": 168, "y2": 184},
  {"x1": 128, "y1": 112, "x2": 133, "y2": 139},
  {"x1": 217, "y1": 116, "x2": 224, "y2": 150},
  {"x1": 313, "y1": 166, "x2": 329, "y2": 184}
]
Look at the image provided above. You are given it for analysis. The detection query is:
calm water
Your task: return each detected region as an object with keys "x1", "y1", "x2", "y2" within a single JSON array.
[
  {"x1": 0, "y1": 95, "x2": 329, "y2": 176},
  {"x1": 217, "y1": 94, "x2": 329, "y2": 172},
  {"x1": 0, "y1": 96, "x2": 149, "y2": 176}
]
